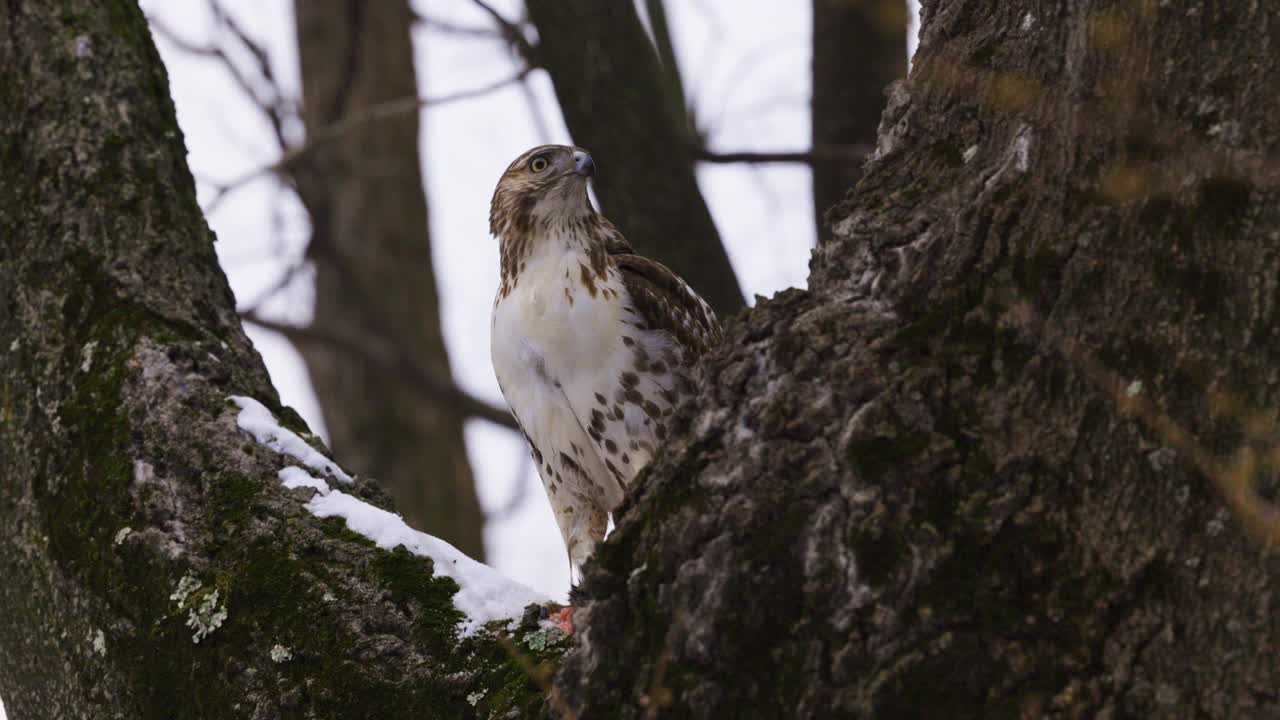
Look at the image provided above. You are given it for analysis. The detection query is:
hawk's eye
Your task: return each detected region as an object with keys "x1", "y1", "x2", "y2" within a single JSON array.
[{"x1": 529, "y1": 156, "x2": 550, "y2": 173}]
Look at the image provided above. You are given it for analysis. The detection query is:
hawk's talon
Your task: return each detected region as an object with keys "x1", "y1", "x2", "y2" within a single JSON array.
[{"x1": 549, "y1": 607, "x2": 574, "y2": 635}]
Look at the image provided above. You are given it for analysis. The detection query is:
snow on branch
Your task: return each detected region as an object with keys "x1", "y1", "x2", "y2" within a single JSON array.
[
  {"x1": 304, "y1": 489, "x2": 549, "y2": 635},
  {"x1": 230, "y1": 396, "x2": 352, "y2": 484},
  {"x1": 230, "y1": 396, "x2": 549, "y2": 635}
]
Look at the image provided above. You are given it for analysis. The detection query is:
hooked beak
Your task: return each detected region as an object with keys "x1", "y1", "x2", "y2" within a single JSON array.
[{"x1": 572, "y1": 150, "x2": 595, "y2": 177}]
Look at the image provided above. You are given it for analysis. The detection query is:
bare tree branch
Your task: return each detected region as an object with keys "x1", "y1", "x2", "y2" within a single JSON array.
[
  {"x1": 201, "y1": 67, "x2": 533, "y2": 214},
  {"x1": 148, "y1": 8, "x2": 292, "y2": 150},
  {"x1": 468, "y1": 0, "x2": 539, "y2": 62},
  {"x1": 235, "y1": 258, "x2": 311, "y2": 314},
  {"x1": 695, "y1": 144, "x2": 871, "y2": 165},
  {"x1": 211, "y1": 0, "x2": 299, "y2": 138},
  {"x1": 241, "y1": 312, "x2": 518, "y2": 431},
  {"x1": 410, "y1": 9, "x2": 504, "y2": 39}
]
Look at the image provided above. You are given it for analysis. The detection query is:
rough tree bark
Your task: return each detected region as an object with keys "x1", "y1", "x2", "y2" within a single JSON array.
[
  {"x1": 0, "y1": 2, "x2": 546, "y2": 717},
  {"x1": 289, "y1": 0, "x2": 485, "y2": 559},
  {"x1": 524, "y1": 0, "x2": 746, "y2": 318},
  {"x1": 812, "y1": 0, "x2": 908, "y2": 244},
  {"x1": 556, "y1": 0, "x2": 1280, "y2": 718},
  {"x1": 4, "y1": 0, "x2": 1279, "y2": 718}
]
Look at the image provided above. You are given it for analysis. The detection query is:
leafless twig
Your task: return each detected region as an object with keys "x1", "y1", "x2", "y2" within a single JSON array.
[
  {"x1": 695, "y1": 144, "x2": 871, "y2": 165},
  {"x1": 467, "y1": 0, "x2": 538, "y2": 62},
  {"x1": 409, "y1": 9, "x2": 504, "y2": 39},
  {"x1": 236, "y1": 259, "x2": 311, "y2": 315},
  {"x1": 241, "y1": 312, "x2": 518, "y2": 431},
  {"x1": 148, "y1": 7, "x2": 292, "y2": 150},
  {"x1": 201, "y1": 67, "x2": 533, "y2": 214}
]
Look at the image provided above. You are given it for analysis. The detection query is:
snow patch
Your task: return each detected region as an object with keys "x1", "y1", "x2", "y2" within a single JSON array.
[
  {"x1": 305, "y1": 490, "x2": 548, "y2": 635},
  {"x1": 234, "y1": 396, "x2": 550, "y2": 635},
  {"x1": 279, "y1": 466, "x2": 331, "y2": 495},
  {"x1": 230, "y1": 396, "x2": 352, "y2": 484},
  {"x1": 90, "y1": 628, "x2": 106, "y2": 656},
  {"x1": 113, "y1": 527, "x2": 132, "y2": 546}
]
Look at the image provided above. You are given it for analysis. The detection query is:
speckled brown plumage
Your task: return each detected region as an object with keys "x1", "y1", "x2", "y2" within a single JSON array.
[{"x1": 488, "y1": 144, "x2": 722, "y2": 573}]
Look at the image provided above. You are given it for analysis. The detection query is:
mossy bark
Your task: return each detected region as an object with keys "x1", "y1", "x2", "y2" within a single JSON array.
[
  {"x1": 556, "y1": 1, "x2": 1280, "y2": 718},
  {"x1": 0, "y1": 2, "x2": 550, "y2": 717}
]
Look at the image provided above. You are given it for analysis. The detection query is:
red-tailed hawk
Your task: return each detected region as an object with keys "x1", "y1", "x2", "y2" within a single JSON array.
[{"x1": 489, "y1": 145, "x2": 721, "y2": 576}]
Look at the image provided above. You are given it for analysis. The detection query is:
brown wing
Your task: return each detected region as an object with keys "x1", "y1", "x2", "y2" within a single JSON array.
[{"x1": 612, "y1": 251, "x2": 721, "y2": 356}]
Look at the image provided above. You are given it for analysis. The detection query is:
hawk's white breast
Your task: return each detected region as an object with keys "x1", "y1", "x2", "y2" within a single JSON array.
[
  {"x1": 492, "y1": 234, "x2": 633, "y2": 513},
  {"x1": 492, "y1": 221, "x2": 705, "y2": 571}
]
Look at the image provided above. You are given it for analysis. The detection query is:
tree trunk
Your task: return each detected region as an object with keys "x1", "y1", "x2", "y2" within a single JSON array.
[
  {"x1": 556, "y1": 1, "x2": 1280, "y2": 717},
  {"x1": 289, "y1": 0, "x2": 485, "y2": 560},
  {"x1": 524, "y1": 0, "x2": 746, "y2": 318},
  {"x1": 5, "y1": 0, "x2": 1280, "y2": 718},
  {"x1": 0, "y1": 2, "x2": 545, "y2": 717},
  {"x1": 811, "y1": 0, "x2": 908, "y2": 244}
]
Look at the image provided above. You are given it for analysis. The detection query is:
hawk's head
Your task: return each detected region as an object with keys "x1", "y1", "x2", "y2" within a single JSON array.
[{"x1": 489, "y1": 145, "x2": 596, "y2": 239}]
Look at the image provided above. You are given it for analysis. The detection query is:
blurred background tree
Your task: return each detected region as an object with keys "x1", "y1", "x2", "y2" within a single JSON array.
[
  {"x1": 288, "y1": 0, "x2": 485, "y2": 560},
  {"x1": 812, "y1": 0, "x2": 907, "y2": 244},
  {"x1": 524, "y1": 0, "x2": 745, "y2": 316}
]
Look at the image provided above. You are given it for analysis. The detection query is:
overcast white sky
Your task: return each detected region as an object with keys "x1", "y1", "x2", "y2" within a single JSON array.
[{"x1": 1, "y1": 2, "x2": 919, "y2": 715}]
